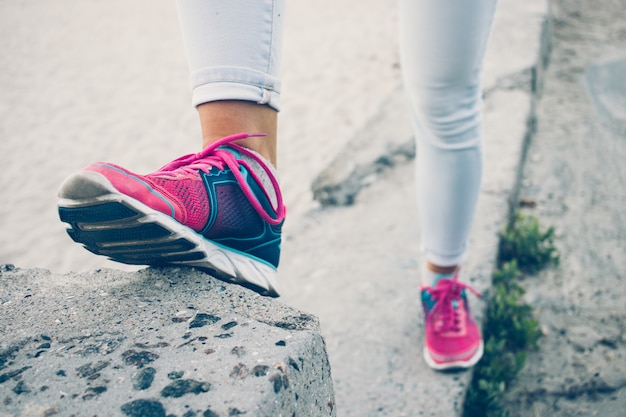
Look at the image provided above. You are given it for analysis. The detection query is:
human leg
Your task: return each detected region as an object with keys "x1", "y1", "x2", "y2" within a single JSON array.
[
  {"x1": 398, "y1": 0, "x2": 499, "y2": 368},
  {"x1": 176, "y1": 0, "x2": 285, "y2": 164},
  {"x1": 58, "y1": 0, "x2": 287, "y2": 296},
  {"x1": 398, "y1": 0, "x2": 498, "y2": 272},
  {"x1": 197, "y1": 101, "x2": 278, "y2": 165}
]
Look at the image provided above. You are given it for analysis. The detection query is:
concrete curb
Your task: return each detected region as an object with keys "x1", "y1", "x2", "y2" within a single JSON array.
[{"x1": 0, "y1": 266, "x2": 335, "y2": 417}]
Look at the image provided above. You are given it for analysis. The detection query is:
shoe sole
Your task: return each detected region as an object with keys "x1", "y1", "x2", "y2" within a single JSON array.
[
  {"x1": 423, "y1": 340, "x2": 484, "y2": 371},
  {"x1": 58, "y1": 171, "x2": 279, "y2": 297}
]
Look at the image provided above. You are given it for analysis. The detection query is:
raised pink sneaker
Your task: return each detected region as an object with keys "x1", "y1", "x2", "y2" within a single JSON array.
[
  {"x1": 421, "y1": 272, "x2": 483, "y2": 370},
  {"x1": 58, "y1": 133, "x2": 285, "y2": 297}
]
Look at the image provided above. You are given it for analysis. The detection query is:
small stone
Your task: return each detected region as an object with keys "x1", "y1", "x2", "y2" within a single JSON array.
[
  {"x1": 288, "y1": 358, "x2": 300, "y2": 372},
  {"x1": 12, "y1": 381, "x2": 31, "y2": 395},
  {"x1": 86, "y1": 386, "x2": 107, "y2": 395},
  {"x1": 0, "y1": 366, "x2": 31, "y2": 384},
  {"x1": 122, "y1": 350, "x2": 159, "y2": 368},
  {"x1": 167, "y1": 371, "x2": 184, "y2": 380},
  {"x1": 76, "y1": 361, "x2": 110, "y2": 378},
  {"x1": 519, "y1": 198, "x2": 537, "y2": 208},
  {"x1": 161, "y1": 379, "x2": 211, "y2": 398},
  {"x1": 171, "y1": 317, "x2": 191, "y2": 323},
  {"x1": 252, "y1": 365, "x2": 269, "y2": 377},
  {"x1": 133, "y1": 367, "x2": 156, "y2": 390},
  {"x1": 221, "y1": 321, "x2": 238, "y2": 331},
  {"x1": 229, "y1": 363, "x2": 248, "y2": 379},
  {"x1": 121, "y1": 399, "x2": 166, "y2": 417},
  {"x1": 274, "y1": 362, "x2": 287, "y2": 373},
  {"x1": 269, "y1": 373, "x2": 284, "y2": 393},
  {"x1": 189, "y1": 313, "x2": 220, "y2": 329},
  {"x1": 231, "y1": 346, "x2": 246, "y2": 357},
  {"x1": 203, "y1": 409, "x2": 219, "y2": 417}
]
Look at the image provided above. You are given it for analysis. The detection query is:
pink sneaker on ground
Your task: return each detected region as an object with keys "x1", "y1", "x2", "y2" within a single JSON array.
[
  {"x1": 421, "y1": 272, "x2": 483, "y2": 370},
  {"x1": 58, "y1": 133, "x2": 285, "y2": 297}
]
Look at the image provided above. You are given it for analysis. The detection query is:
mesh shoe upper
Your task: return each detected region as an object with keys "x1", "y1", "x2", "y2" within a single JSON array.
[
  {"x1": 81, "y1": 133, "x2": 286, "y2": 268},
  {"x1": 421, "y1": 273, "x2": 483, "y2": 367}
]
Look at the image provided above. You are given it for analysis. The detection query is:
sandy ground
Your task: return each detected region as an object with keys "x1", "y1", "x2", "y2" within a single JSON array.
[{"x1": 0, "y1": 0, "x2": 400, "y2": 273}]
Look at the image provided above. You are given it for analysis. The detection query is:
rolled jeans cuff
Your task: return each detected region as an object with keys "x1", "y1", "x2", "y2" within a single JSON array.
[
  {"x1": 424, "y1": 248, "x2": 467, "y2": 268},
  {"x1": 190, "y1": 66, "x2": 281, "y2": 111}
]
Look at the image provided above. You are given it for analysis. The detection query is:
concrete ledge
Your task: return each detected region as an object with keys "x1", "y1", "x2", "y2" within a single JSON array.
[{"x1": 0, "y1": 266, "x2": 335, "y2": 417}]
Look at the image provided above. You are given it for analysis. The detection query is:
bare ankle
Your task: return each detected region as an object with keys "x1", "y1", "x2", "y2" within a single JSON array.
[
  {"x1": 426, "y1": 262, "x2": 458, "y2": 275},
  {"x1": 198, "y1": 100, "x2": 277, "y2": 165}
]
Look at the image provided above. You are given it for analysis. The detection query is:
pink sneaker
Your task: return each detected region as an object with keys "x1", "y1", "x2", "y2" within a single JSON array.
[
  {"x1": 421, "y1": 273, "x2": 483, "y2": 370},
  {"x1": 58, "y1": 133, "x2": 285, "y2": 297}
]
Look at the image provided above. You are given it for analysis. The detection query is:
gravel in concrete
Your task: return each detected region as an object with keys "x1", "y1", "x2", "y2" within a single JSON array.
[{"x1": 0, "y1": 266, "x2": 335, "y2": 417}]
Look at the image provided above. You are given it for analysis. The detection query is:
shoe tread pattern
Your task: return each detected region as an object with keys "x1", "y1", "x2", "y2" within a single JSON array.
[{"x1": 59, "y1": 199, "x2": 278, "y2": 297}]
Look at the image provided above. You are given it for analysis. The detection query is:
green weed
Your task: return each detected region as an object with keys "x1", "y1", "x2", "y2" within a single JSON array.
[
  {"x1": 463, "y1": 213, "x2": 557, "y2": 417},
  {"x1": 499, "y1": 212, "x2": 560, "y2": 274}
]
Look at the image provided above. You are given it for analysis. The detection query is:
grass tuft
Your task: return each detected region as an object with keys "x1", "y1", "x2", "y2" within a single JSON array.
[
  {"x1": 463, "y1": 213, "x2": 558, "y2": 417},
  {"x1": 499, "y1": 212, "x2": 560, "y2": 274}
]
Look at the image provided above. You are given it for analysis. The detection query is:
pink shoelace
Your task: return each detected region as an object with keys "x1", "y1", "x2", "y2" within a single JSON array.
[
  {"x1": 427, "y1": 276, "x2": 481, "y2": 333},
  {"x1": 155, "y1": 133, "x2": 286, "y2": 226}
]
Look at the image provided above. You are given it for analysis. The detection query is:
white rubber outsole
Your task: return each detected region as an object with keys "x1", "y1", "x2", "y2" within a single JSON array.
[
  {"x1": 423, "y1": 341, "x2": 484, "y2": 371},
  {"x1": 58, "y1": 171, "x2": 280, "y2": 297}
]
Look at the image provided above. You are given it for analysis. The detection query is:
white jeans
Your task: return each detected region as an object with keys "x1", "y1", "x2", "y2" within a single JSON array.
[
  {"x1": 176, "y1": 0, "x2": 499, "y2": 267},
  {"x1": 398, "y1": 0, "x2": 499, "y2": 266},
  {"x1": 176, "y1": 0, "x2": 285, "y2": 110}
]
